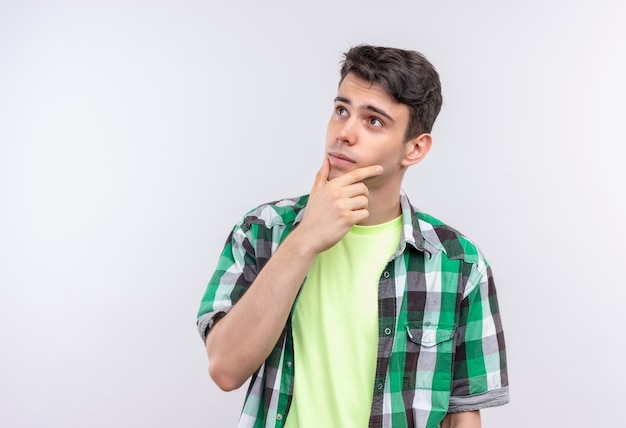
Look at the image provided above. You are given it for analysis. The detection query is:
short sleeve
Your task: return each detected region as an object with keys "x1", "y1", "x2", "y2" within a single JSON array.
[
  {"x1": 448, "y1": 261, "x2": 510, "y2": 412},
  {"x1": 196, "y1": 220, "x2": 259, "y2": 343}
]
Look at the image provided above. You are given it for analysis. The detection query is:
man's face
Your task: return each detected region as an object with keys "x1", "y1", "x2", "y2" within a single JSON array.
[{"x1": 325, "y1": 73, "x2": 412, "y2": 188}]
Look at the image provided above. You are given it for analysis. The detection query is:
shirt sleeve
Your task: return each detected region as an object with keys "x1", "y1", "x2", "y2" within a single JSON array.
[
  {"x1": 448, "y1": 259, "x2": 510, "y2": 413},
  {"x1": 196, "y1": 219, "x2": 259, "y2": 343}
]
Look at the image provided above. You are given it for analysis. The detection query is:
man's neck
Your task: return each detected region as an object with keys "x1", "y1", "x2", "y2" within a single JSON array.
[{"x1": 357, "y1": 184, "x2": 402, "y2": 226}]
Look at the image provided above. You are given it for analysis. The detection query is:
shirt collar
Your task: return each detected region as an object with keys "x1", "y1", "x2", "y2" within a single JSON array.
[{"x1": 397, "y1": 190, "x2": 439, "y2": 257}]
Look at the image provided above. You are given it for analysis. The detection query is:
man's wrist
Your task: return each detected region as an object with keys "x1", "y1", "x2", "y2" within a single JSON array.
[{"x1": 280, "y1": 227, "x2": 319, "y2": 260}]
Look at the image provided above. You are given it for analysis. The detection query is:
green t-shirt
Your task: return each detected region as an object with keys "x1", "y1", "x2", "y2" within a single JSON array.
[{"x1": 285, "y1": 216, "x2": 402, "y2": 427}]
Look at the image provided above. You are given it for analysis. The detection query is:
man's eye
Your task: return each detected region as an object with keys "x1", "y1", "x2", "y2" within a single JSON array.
[
  {"x1": 336, "y1": 106, "x2": 348, "y2": 116},
  {"x1": 369, "y1": 117, "x2": 383, "y2": 127}
]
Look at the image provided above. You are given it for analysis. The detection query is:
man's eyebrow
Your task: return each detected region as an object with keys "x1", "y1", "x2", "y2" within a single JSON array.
[{"x1": 334, "y1": 96, "x2": 395, "y2": 123}]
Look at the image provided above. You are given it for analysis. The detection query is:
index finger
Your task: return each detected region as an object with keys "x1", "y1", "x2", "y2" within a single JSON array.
[{"x1": 333, "y1": 164, "x2": 384, "y2": 186}]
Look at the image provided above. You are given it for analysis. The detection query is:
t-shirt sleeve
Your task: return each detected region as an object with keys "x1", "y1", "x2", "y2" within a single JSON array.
[
  {"x1": 196, "y1": 220, "x2": 258, "y2": 343},
  {"x1": 448, "y1": 260, "x2": 510, "y2": 413}
]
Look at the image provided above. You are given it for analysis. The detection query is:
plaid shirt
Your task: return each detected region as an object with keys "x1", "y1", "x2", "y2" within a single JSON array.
[{"x1": 197, "y1": 192, "x2": 509, "y2": 427}]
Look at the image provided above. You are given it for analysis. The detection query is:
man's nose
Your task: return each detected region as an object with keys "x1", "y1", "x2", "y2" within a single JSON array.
[{"x1": 336, "y1": 118, "x2": 356, "y2": 145}]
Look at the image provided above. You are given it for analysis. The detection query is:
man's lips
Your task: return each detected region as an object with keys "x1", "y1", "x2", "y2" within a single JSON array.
[{"x1": 328, "y1": 152, "x2": 356, "y2": 164}]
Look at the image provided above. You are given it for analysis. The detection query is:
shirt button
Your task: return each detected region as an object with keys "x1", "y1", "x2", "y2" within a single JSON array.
[
  {"x1": 377, "y1": 383, "x2": 384, "y2": 391},
  {"x1": 276, "y1": 414, "x2": 283, "y2": 421},
  {"x1": 286, "y1": 361, "x2": 292, "y2": 368},
  {"x1": 384, "y1": 327, "x2": 392, "y2": 335},
  {"x1": 383, "y1": 271, "x2": 390, "y2": 278}
]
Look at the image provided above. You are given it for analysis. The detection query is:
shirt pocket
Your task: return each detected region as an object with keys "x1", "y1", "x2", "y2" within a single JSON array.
[
  {"x1": 404, "y1": 321, "x2": 457, "y2": 391},
  {"x1": 405, "y1": 321, "x2": 456, "y2": 347}
]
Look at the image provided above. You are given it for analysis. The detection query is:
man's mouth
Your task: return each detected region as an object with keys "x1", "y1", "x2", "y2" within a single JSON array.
[{"x1": 328, "y1": 152, "x2": 356, "y2": 164}]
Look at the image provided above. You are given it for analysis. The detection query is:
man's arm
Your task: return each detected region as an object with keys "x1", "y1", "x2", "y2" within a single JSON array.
[
  {"x1": 441, "y1": 411, "x2": 481, "y2": 428},
  {"x1": 205, "y1": 158, "x2": 384, "y2": 391}
]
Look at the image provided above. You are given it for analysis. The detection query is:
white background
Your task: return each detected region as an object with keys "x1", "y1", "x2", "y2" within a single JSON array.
[{"x1": 1, "y1": 1, "x2": 625, "y2": 427}]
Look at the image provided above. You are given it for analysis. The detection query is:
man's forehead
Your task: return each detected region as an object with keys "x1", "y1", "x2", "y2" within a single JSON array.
[
  {"x1": 339, "y1": 75, "x2": 396, "y2": 101},
  {"x1": 336, "y1": 74, "x2": 405, "y2": 116}
]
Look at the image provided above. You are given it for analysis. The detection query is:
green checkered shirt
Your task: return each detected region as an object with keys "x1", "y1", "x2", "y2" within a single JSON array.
[{"x1": 197, "y1": 192, "x2": 509, "y2": 427}]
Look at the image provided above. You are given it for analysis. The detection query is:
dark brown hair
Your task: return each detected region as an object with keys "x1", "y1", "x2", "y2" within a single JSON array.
[{"x1": 340, "y1": 44, "x2": 443, "y2": 139}]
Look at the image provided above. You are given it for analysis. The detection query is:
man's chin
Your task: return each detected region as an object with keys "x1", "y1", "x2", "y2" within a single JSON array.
[
  {"x1": 328, "y1": 164, "x2": 354, "y2": 180},
  {"x1": 328, "y1": 167, "x2": 379, "y2": 189},
  {"x1": 328, "y1": 167, "x2": 348, "y2": 181}
]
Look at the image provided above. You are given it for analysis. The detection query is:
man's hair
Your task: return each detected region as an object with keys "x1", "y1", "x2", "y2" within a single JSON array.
[{"x1": 340, "y1": 44, "x2": 443, "y2": 139}]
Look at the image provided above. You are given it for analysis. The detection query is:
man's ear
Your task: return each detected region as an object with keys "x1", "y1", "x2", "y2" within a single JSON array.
[{"x1": 401, "y1": 133, "x2": 432, "y2": 167}]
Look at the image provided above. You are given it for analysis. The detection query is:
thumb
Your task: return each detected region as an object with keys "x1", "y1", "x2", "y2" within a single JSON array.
[{"x1": 311, "y1": 157, "x2": 330, "y2": 193}]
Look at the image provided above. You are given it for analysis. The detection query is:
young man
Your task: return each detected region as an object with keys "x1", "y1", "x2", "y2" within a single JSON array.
[{"x1": 197, "y1": 45, "x2": 509, "y2": 427}]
